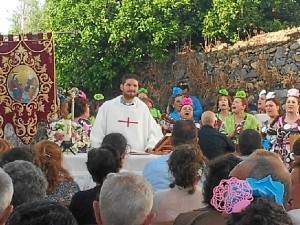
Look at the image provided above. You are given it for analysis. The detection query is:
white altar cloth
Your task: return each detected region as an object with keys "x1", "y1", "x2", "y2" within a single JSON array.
[{"x1": 63, "y1": 153, "x2": 160, "y2": 190}]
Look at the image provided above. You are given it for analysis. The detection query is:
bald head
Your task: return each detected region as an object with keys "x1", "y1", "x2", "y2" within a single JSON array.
[
  {"x1": 201, "y1": 111, "x2": 216, "y2": 126},
  {"x1": 230, "y1": 156, "x2": 291, "y2": 205}
]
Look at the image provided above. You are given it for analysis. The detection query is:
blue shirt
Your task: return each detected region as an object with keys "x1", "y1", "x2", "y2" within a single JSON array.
[
  {"x1": 143, "y1": 154, "x2": 172, "y2": 193},
  {"x1": 143, "y1": 153, "x2": 203, "y2": 193},
  {"x1": 169, "y1": 111, "x2": 180, "y2": 121}
]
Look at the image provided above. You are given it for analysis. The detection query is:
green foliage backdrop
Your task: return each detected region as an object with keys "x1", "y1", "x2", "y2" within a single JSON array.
[{"x1": 8, "y1": 0, "x2": 300, "y2": 94}]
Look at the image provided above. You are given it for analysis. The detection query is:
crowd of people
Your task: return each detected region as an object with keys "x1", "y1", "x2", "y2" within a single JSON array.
[{"x1": 0, "y1": 73, "x2": 300, "y2": 225}]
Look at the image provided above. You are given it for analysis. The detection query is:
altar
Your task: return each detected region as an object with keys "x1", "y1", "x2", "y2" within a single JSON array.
[{"x1": 63, "y1": 153, "x2": 160, "y2": 190}]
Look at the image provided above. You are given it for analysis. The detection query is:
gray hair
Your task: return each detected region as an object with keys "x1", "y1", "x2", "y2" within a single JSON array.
[
  {"x1": 231, "y1": 156, "x2": 291, "y2": 205},
  {"x1": 3, "y1": 160, "x2": 48, "y2": 207},
  {"x1": 0, "y1": 167, "x2": 13, "y2": 215},
  {"x1": 201, "y1": 111, "x2": 215, "y2": 126},
  {"x1": 99, "y1": 172, "x2": 153, "y2": 225}
]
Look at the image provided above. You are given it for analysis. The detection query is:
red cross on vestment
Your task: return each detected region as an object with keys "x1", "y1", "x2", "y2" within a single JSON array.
[{"x1": 118, "y1": 117, "x2": 138, "y2": 127}]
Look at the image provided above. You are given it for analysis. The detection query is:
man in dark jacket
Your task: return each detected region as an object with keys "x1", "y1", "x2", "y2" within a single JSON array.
[{"x1": 198, "y1": 111, "x2": 234, "y2": 160}]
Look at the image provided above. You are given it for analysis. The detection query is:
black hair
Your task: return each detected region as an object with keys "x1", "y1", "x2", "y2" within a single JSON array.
[
  {"x1": 102, "y1": 133, "x2": 127, "y2": 155},
  {"x1": 293, "y1": 138, "x2": 300, "y2": 156},
  {"x1": 238, "y1": 129, "x2": 262, "y2": 156},
  {"x1": 203, "y1": 154, "x2": 242, "y2": 206},
  {"x1": 120, "y1": 74, "x2": 139, "y2": 85},
  {"x1": 73, "y1": 97, "x2": 89, "y2": 118},
  {"x1": 172, "y1": 120, "x2": 197, "y2": 146},
  {"x1": 227, "y1": 197, "x2": 292, "y2": 225},
  {"x1": 1, "y1": 147, "x2": 33, "y2": 166},
  {"x1": 86, "y1": 146, "x2": 121, "y2": 184},
  {"x1": 7, "y1": 201, "x2": 78, "y2": 225}
]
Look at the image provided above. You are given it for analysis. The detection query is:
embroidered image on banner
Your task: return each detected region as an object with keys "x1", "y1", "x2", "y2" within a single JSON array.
[{"x1": 0, "y1": 33, "x2": 57, "y2": 144}]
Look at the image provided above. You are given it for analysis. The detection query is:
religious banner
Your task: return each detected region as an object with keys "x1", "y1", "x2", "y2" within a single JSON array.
[{"x1": 0, "y1": 33, "x2": 56, "y2": 144}]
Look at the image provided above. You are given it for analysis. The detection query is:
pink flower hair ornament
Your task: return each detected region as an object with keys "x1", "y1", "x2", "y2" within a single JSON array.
[
  {"x1": 78, "y1": 90, "x2": 87, "y2": 99},
  {"x1": 181, "y1": 97, "x2": 193, "y2": 106},
  {"x1": 210, "y1": 176, "x2": 285, "y2": 214},
  {"x1": 210, "y1": 177, "x2": 253, "y2": 214},
  {"x1": 287, "y1": 88, "x2": 299, "y2": 98}
]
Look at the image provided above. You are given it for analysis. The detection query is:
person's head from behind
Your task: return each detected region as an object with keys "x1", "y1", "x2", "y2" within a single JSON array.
[
  {"x1": 201, "y1": 110, "x2": 216, "y2": 127},
  {"x1": 73, "y1": 96, "x2": 89, "y2": 119},
  {"x1": 0, "y1": 139, "x2": 12, "y2": 159},
  {"x1": 203, "y1": 154, "x2": 242, "y2": 207},
  {"x1": 102, "y1": 133, "x2": 127, "y2": 167},
  {"x1": 238, "y1": 129, "x2": 262, "y2": 156},
  {"x1": 168, "y1": 144, "x2": 205, "y2": 194},
  {"x1": 3, "y1": 160, "x2": 48, "y2": 207},
  {"x1": 171, "y1": 120, "x2": 198, "y2": 147},
  {"x1": 1, "y1": 147, "x2": 33, "y2": 167},
  {"x1": 293, "y1": 138, "x2": 300, "y2": 156},
  {"x1": 87, "y1": 146, "x2": 121, "y2": 185},
  {"x1": 251, "y1": 149, "x2": 283, "y2": 162},
  {"x1": 227, "y1": 197, "x2": 292, "y2": 225},
  {"x1": 230, "y1": 156, "x2": 291, "y2": 207},
  {"x1": 0, "y1": 168, "x2": 13, "y2": 225},
  {"x1": 93, "y1": 172, "x2": 154, "y2": 225},
  {"x1": 290, "y1": 157, "x2": 300, "y2": 209},
  {"x1": 7, "y1": 201, "x2": 78, "y2": 225},
  {"x1": 33, "y1": 140, "x2": 72, "y2": 193},
  {"x1": 120, "y1": 74, "x2": 139, "y2": 101}
]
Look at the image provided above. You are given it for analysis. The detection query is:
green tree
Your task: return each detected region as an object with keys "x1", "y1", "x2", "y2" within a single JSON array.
[
  {"x1": 203, "y1": 0, "x2": 300, "y2": 42},
  {"x1": 46, "y1": 0, "x2": 211, "y2": 93},
  {"x1": 9, "y1": 0, "x2": 47, "y2": 33}
]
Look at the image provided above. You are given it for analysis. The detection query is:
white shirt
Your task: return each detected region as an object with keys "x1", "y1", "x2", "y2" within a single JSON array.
[
  {"x1": 288, "y1": 209, "x2": 300, "y2": 225},
  {"x1": 90, "y1": 95, "x2": 163, "y2": 152},
  {"x1": 151, "y1": 185, "x2": 205, "y2": 224}
]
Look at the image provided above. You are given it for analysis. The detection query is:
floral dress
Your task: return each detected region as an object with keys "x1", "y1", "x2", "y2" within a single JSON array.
[
  {"x1": 271, "y1": 116, "x2": 300, "y2": 168},
  {"x1": 45, "y1": 180, "x2": 80, "y2": 206},
  {"x1": 261, "y1": 117, "x2": 280, "y2": 150}
]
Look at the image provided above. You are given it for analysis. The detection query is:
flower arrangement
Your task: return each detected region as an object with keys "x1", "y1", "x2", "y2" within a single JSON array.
[{"x1": 47, "y1": 119, "x2": 91, "y2": 154}]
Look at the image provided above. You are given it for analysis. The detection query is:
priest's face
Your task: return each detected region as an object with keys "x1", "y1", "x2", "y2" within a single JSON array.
[{"x1": 120, "y1": 78, "x2": 139, "y2": 100}]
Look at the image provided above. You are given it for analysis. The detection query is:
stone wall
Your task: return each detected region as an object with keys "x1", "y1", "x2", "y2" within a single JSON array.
[{"x1": 137, "y1": 27, "x2": 300, "y2": 111}]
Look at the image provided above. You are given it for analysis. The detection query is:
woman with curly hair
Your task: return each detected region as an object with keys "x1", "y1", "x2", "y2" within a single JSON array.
[
  {"x1": 173, "y1": 154, "x2": 241, "y2": 225},
  {"x1": 33, "y1": 140, "x2": 80, "y2": 206},
  {"x1": 151, "y1": 144, "x2": 205, "y2": 224}
]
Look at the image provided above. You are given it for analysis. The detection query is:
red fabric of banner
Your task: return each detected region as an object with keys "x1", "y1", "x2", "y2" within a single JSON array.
[{"x1": 0, "y1": 33, "x2": 56, "y2": 144}]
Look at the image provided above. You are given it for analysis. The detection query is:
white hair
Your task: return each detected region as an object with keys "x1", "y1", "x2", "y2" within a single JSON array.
[
  {"x1": 0, "y1": 167, "x2": 13, "y2": 215},
  {"x1": 99, "y1": 172, "x2": 153, "y2": 225}
]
